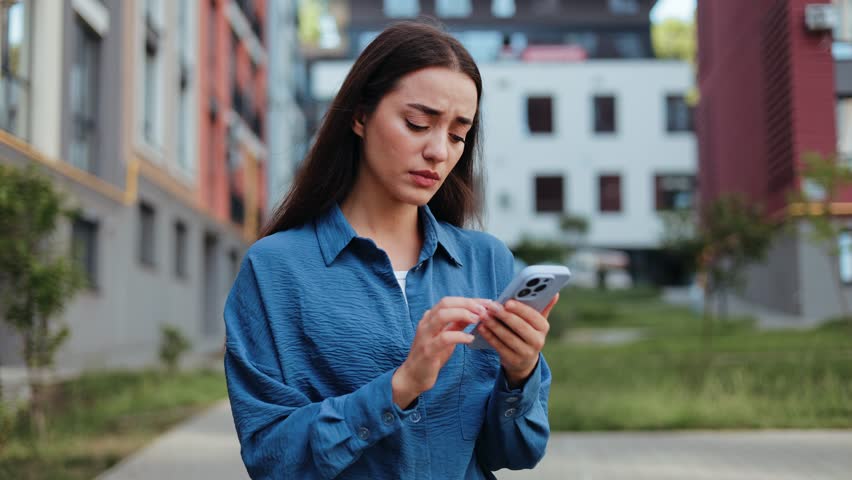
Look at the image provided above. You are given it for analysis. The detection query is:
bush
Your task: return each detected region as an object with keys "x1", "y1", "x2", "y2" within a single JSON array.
[
  {"x1": 572, "y1": 303, "x2": 620, "y2": 325},
  {"x1": 511, "y1": 237, "x2": 567, "y2": 266},
  {"x1": 159, "y1": 325, "x2": 191, "y2": 372}
]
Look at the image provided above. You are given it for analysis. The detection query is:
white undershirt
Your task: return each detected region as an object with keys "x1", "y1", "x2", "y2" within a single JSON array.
[{"x1": 394, "y1": 271, "x2": 408, "y2": 304}]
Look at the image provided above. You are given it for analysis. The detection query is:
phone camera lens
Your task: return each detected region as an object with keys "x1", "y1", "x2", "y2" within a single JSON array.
[
  {"x1": 518, "y1": 288, "x2": 532, "y2": 297},
  {"x1": 534, "y1": 285, "x2": 547, "y2": 292},
  {"x1": 526, "y1": 278, "x2": 540, "y2": 287}
]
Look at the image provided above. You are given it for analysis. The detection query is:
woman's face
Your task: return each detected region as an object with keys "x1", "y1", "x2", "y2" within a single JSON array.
[{"x1": 352, "y1": 66, "x2": 478, "y2": 207}]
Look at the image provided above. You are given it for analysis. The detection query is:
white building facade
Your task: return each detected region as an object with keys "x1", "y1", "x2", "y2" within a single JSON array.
[{"x1": 478, "y1": 61, "x2": 696, "y2": 250}]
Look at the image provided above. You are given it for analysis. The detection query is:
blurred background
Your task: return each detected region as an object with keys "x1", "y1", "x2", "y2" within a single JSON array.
[{"x1": 0, "y1": 0, "x2": 850, "y2": 479}]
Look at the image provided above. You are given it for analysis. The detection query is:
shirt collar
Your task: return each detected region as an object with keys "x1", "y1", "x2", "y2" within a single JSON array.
[{"x1": 315, "y1": 203, "x2": 463, "y2": 267}]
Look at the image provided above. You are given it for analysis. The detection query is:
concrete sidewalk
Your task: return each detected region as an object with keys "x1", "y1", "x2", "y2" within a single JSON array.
[{"x1": 98, "y1": 400, "x2": 852, "y2": 480}]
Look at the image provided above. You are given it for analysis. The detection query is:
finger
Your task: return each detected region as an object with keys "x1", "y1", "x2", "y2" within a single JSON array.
[
  {"x1": 541, "y1": 293, "x2": 560, "y2": 319},
  {"x1": 485, "y1": 302, "x2": 540, "y2": 346},
  {"x1": 480, "y1": 314, "x2": 535, "y2": 358},
  {"x1": 503, "y1": 299, "x2": 550, "y2": 333},
  {"x1": 433, "y1": 297, "x2": 490, "y2": 317},
  {"x1": 476, "y1": 322, "x2": 521, "y2": 361},
  {"x1": 423, "y1": 307, "x2": 480, "y2": 335},
  {"x1": 434, "y1": 330, "x2": 475, "y2": 348}
]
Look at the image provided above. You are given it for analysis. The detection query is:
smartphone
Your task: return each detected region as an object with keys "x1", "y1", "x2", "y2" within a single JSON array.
[{"x1": 469, "y1": 264, "x2": 572, "y2": 350}]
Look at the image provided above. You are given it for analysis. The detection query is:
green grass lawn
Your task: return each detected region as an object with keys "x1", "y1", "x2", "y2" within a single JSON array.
[
  {"x1": 544, "y1": 288, "x2": 852, "y2": 430},
  {"x1": 0, "y1": 369, "x2": 227, "y2": 480}
]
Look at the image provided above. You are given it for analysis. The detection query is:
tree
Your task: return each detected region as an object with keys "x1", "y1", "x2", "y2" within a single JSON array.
[
  {"x1": 0, "y1": 165, "x2": 84, "y2": 436},
  {"x1": 652, "y1": 18, "x2": 696, "y2": 64},
  {"x1": 661, "y1": 194, "x2": 778, "y2": 345},
  {"x1": 788, "y1": 152, "x2": 852, "y2": 320}
]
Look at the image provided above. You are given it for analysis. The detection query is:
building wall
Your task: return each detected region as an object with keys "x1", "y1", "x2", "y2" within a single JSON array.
[
  {"x1": 697, "y1": 0, "x2": 838, "y2": 216},
  {"x1": 30, "y1": 0, "x2": 64, "y2": 159},
  {"x1": 478, "y1": 61, "x2": 696, "y2": 249},
  {"x1": 797, "y1": 220, "x2": 852, "y2": 319},
  {"x1": 697, "y1": 0, "x2": 851, "y2": 319},
  {"x1": 0, "y1": 0, "x2": 282, "y2": 369},
  {"x1": 267, "y1": 0, "x2": 307, "y2": 208}
]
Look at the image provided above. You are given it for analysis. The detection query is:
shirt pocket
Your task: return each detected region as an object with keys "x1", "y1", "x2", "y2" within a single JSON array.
[{"x1": 457, "y1": 345, "x2": 501, "y2": 441}]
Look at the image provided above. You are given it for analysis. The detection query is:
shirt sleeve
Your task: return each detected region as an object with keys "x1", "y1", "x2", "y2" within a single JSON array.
[
  {"x1": 475, "y1": 240, "x2": 551, "y2": 471},
  {"x1": 474, "y1": 355, "x2": 551, "y2": 471},
  {"x1": 224, "y1": 257, "x2": 415, "y2": 479}
]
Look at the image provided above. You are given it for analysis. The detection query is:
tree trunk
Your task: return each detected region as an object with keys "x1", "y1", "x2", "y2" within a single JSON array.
[{"x1": 702, "y1": 279, "x2": 715, "y2": 350}]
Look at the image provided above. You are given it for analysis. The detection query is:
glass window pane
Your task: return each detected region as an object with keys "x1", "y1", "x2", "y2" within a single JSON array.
[
  {"x1": 594, "y1": 95, "x2": 616, "y2": 133},
  {"x1": 384, "y1": 0, "x2": 419, "y2": 18},
  {"x1": 527, "y1": 96, "x2": 553, "y2": 134},
  {"x1": 840, "y1": 232, "x2": 852, "y2": 283},
  {"x1": 436, "y1": 0, "x2": 471, "y2": 17},
  {"x1": 535, "y1": 176, "x2": 564, "y2": 213},
  {"x1": 492, "y1": 0, "x2": 515, "y2": 18}
]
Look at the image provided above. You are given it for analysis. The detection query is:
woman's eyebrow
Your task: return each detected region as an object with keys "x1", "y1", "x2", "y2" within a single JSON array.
[{"x1": 406, "y1": 103, "x2": 472, "y2": 126}]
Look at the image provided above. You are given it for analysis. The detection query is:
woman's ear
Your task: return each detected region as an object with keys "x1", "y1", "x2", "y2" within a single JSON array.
[{"x1": 352, "y1": 112, "x2": 366, "y2": 138}]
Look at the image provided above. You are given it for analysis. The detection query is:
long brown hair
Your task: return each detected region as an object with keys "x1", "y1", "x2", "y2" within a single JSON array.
[{"x1": 260, "y1": 21, "x2": 484, "y2": 237}]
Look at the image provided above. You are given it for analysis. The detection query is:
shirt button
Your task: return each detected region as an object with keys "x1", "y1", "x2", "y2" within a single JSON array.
[
  {"x1": 506, "y1": 396, "x2": 519, "y2": 404},
  {"x1": 410, "y1": 411, "x2": 422, "y2": 423},
  {"x1": 382, "y1": 411, "x2": 394, "y2": 425},
  {"x1": 504, "y1": 408, "x2": 517, "y2": 418},
  {"x1": 357, "y1": 427, "x2": 370, "y2": 440}
]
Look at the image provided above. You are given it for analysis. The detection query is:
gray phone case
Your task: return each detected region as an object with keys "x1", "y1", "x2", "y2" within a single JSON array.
[{"x1": 469, "y1": 264, "x2": 572, "y2": 350}]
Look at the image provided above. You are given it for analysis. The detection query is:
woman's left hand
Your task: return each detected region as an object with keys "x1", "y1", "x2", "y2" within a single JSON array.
[{"x1": 477, "y1": 294, "x2": 559, "y2": 389}]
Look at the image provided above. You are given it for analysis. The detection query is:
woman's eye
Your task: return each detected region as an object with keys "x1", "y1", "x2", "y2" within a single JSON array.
[
  {"x1": 406, "y1": 120, "x2": 428, "y2": 131},
  {"x1": 450, "y1": 134, "x2": 465, "y2": 144}
]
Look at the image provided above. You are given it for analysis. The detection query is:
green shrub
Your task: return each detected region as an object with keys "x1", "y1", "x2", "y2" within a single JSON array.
[{"x1": 159, "y1": 325, "x2": 191, "y2": 372}]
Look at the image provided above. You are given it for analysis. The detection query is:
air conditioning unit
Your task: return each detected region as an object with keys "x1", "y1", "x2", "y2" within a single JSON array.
[{"x1": 805, "y1": 4, "x2": 838, "y2": 32}]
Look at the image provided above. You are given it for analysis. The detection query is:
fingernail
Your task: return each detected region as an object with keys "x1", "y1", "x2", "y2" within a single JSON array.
[
  {"x1": 476, "y1": 305, "x2": 487, "y2": 315},
  {"x1": 489, "y1": 301, "x2": 504, "y2": 312}
]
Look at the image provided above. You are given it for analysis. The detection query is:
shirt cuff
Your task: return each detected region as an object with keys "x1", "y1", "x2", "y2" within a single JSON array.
[
  {"x1": 343, "y1": 368, "x2": 418, "y2": 445},
  {"x1": 493, "y1": 354, "x2": 543, "y2": 421}
]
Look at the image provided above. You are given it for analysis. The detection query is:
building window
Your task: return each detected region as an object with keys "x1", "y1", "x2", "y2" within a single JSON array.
[
  {"x1": 384, "y1": 0, "x2": 419, "y2": 17},
  {"x1": 837, "y1": 99, "x2": 852, "y2": 167},
  {"x1": 71, "y1": 217, "x2": 98, "y2": 289},
  {"x1": 608, "y1": 0, "x2": 639, "y2": 15},
  {"x1": 655, "y1": 174, "x2": 695, "y2": 210},
  {"x1": 666, "y1": 95, "x2": 693, "y2": 132},
  {"x1": 492, "y1": 0, "x2": 515, "y2": 18},
  {"x1": 0, "y1": 0, "x2": 30, "y2": 140},
  {"x1": 840, "y1": 231, "x2": 852, "y2": 284},
  {"x1": 599, "y1": 174, "x2": 622, "y2": 212},
  {"x1": 143, "y1": 0, "x2": 162, "y2": 145},
  {"x1": 593, "y1": 95, "x2": 616, "y2": 133},
  {"x1": 229, "y1": 248, "x2": 239, "y2": 280},
  {"x1": 69, "y1": 16, "x2": 101, "y2": 174},
  {"x1": 174, "y1": 220, "x2": 188, "y2": 279},
  {"x1": 139, "y1": 202, "x2": 157, "y2": 267},
  {"x1": 230, "y1": 191, "x2": 245, "y2": 225},
  {"x1": 527, "y1": 96, "x2": 553, "y2": 134},
  {"x1": 436, "y1": 0, "x2": 471, "y2": 17},
  {"x1": 535, "y1": 175, "x2": 564, "y2": 213}
]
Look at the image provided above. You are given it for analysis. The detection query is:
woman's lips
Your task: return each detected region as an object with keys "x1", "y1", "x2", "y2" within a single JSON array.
[{"x1": 410, "y1": 171, "x2": 439, "y2": 188}]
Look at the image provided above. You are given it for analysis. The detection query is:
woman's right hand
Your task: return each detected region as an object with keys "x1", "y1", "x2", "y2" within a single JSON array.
[{"x1": 391, "y1": 297, "x2": 488, "y2": 409}]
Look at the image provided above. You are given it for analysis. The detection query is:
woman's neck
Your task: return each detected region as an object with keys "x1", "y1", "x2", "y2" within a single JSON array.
[
  {"x1": 341, "y1": 176, "x2": 422, "y2": 270},
  {"x1": 341, "y1": 189, "x2": 419, "y2": 240}
]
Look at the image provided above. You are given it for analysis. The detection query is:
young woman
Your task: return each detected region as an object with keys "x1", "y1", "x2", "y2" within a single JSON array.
[{"x1": 224, "y1": 21, "x2": 558, "y2": 479}]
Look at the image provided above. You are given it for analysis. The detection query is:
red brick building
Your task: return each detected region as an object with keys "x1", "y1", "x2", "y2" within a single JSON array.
[
  {"x1": 697, "y1": 0, "x2": 852, "y2": 319},
  {"x1": 199, "y1": 0, "x2": 268, "y2": 238}
]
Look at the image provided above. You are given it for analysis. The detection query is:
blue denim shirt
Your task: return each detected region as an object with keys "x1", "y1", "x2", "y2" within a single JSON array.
[{"x1": 224, "y1": 204, "x2": 551, "y2": 479}]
